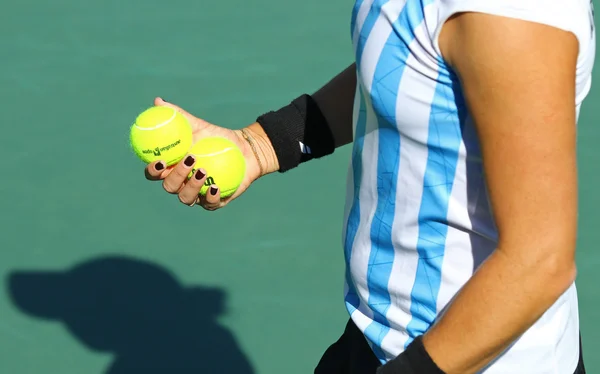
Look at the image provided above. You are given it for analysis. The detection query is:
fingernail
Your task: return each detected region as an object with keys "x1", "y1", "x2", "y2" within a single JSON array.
[
  {"x1": 155, "y1": 161, "x2": 165, "y2": 171},
  {"x1": 184, "y1": 156, "x2": 195, "y2": 167},
  {"x1": 194, "y1": 169, "x2": 205, "y2": 180},
  {"x1": 210, "y1": 186, "x2": 218, "y2": 195}
]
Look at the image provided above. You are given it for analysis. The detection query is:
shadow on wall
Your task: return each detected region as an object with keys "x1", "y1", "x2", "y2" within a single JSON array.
[{"x1": 7, "y1": 255, "x2": 255, "y2": 374}]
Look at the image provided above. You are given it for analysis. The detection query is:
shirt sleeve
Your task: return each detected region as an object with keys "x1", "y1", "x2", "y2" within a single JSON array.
[{"x1": 431, "y1": 0, "x2": 595, "y2": 60}]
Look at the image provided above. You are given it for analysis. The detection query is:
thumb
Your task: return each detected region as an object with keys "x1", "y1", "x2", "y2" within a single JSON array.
[{"x1": 153, "y1": 97, "x2": 210, "y2": 129}]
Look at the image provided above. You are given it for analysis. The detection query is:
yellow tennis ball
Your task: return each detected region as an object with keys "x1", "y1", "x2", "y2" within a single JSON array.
[
  {"x1": 187, "y1": 137, "x2": 246, "y2": 198},
  {"x1": 129, "y1": 106, "x2": 193, "y2": 166}
]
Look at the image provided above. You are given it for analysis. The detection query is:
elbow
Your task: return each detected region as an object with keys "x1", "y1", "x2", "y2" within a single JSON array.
[
  {"x1": 531, "y1": 244, "x2": 577, "y2": 298},
  {"x1": 542, "y1": 255, "x2": 577, "y2": 296},
  {"x1": 502, "y1": 234, "x2": 578, "y2": 300}
]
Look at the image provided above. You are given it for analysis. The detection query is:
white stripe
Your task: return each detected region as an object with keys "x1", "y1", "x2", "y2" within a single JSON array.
[
  {"x1": 133, "y1": 108, "x2": 177, "y2": 131},
  {"x1": 352, "y1": 70, "x2": 361, "y2": 136},
  {"x1": 341, "y1": 85, "x2": 364, "y2": 245},
  {"x1": 377, "y1": 22, "x2": 440, "y2": 358},
  {"x1": 435, "y1": 140, "x2": 474, "y2": 315},
  {"x1": 349, "y1": 84, "x2": 380, "y2": 324}
]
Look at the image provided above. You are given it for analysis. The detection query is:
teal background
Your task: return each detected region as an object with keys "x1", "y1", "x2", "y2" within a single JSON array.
[{"x1": 0, "y1": 0, "x2": 598, "y2": 373}]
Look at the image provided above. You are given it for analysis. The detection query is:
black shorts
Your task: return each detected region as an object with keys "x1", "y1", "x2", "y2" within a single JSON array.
[{"x1": 315, "y1": 319, "x2": 586, "y2": 374}]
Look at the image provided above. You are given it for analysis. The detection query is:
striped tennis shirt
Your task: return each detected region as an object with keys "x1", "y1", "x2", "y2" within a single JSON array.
[{"x1": 341, "y1": 0, "x2": 596, "y2": 372}]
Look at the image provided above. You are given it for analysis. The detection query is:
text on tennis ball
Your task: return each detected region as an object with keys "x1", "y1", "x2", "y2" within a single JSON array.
[{"x1": 141, "y1": 139, "x2": 182, "y2": 157}]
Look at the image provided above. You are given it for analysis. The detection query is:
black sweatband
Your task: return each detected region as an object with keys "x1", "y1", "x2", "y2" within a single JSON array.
[
  {"x1": 256, "y1": 94, "x2": 335, "y2": 173},
  {"x1": 376, "y1": 335, "x2": 445, "y2": 374}
]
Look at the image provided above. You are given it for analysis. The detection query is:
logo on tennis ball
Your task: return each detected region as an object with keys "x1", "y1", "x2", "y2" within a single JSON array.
[
  {"x1": 141, "y1": 139, "x2": 182, "y2": 157},
  {"x1": 204, "y1": 177, "x2": 215, "y2": 186},
  {"x1": 190, "y1": 168, "x2": 216, "y2": 186}
]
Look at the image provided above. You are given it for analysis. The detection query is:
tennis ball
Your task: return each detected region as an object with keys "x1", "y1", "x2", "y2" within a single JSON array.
[
  {"x1": 130, "y1": 106, "x2": 193, "y2": 166},
  {"x1": 187, "y1": 137, "x2": 246, "y2": 198}
]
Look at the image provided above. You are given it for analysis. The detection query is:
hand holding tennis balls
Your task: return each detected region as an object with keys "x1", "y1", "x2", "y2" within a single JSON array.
[
  {"x1": 131, "y1": 106, "x2": 244, "y2": 199},
  {"x1": 142, "y1": 97, "x2": 279, "y2": 210}
]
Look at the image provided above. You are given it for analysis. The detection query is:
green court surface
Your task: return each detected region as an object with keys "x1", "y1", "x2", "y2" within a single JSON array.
[{"x1": 0, "y1": 1, "x2": 598, "y2": 373}]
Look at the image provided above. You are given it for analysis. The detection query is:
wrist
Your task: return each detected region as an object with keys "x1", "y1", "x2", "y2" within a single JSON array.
[
  {"x1": 234, "y1": 123, "x2": 280, "y2": 181},
  {"x1": 377, "y1": 335, "x2": 445, "y2": 374}
]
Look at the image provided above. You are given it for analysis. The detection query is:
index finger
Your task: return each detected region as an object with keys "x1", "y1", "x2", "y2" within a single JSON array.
[{"x1": 145, "y1": 160, "x2": 173, "y2": 181}]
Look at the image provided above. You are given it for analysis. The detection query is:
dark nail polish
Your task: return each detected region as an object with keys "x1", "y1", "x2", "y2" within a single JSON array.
[
  {"x1": 194, "y1": 169, "x2": 205, "y2": 180},
  {"x1": 210, "y1": 186, "x2": 218, "y2": 195},
  {"x1": 184, "y1": 156, "x2": 195, "y2": 167},
  {"x1": 162, "y1": 98, "x2": 168, "y2": 102},
  {"x1": 155, "y1": 162, "x2": 164, "y2": 171}
]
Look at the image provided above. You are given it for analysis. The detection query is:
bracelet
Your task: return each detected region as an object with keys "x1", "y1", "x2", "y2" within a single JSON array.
[
  {"x1": 376, "y1": 335, "x2": 445, "y2": 374},
  {"x1": 240, "y1": 128, "x2": 265, "y2": 177}
]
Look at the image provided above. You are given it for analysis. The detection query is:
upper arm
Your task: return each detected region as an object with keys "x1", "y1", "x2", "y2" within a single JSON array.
[{"x1": 439, "y1": 12, "x2": 579, "y2": 260}]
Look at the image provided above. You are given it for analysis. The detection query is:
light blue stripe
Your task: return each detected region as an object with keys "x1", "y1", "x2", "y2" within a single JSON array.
[
  {"x1": 344, "y1": 87, "x2": 368, "y2": 315},
  {"x1": 355, "y1": 0, "x2": 389, "y2": 69},
  {"x1": 404, "y1": 66, "x2": 467, "y2": 346},
  {"x1": 350, "y1": 0, "x2": 366, "y2": 39},
  {"x1": 362, "y1": 0, "x2": 424, "y2": 362}
]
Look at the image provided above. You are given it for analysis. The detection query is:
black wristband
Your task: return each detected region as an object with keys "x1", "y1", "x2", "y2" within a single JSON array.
[
  {"x1": 376, "y1": 335, "x2": 445, "y2": 374},
  {"x1": 256, "y1": 94, "x2": 335, "y2": 173}
]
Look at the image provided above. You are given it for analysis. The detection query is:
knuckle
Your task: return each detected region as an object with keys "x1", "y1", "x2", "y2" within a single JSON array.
[
  {"x1": 202, "y1": 199, "x2": 225, "y2": 211},
  {"x1": 162, "y1": 180, "x2": 179, "y2": 194},
  {"x1": 176, "y1": 165, "x2": 192, "y2": 179},
  {"x1": 200, "y1": 202, "x2": 218, "y2": 211},
  {"x1": 178, "y1": 194, "x2": 192, "y2": 206}
]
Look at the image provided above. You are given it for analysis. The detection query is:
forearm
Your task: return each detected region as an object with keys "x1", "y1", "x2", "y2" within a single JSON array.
[
  {"x1": 311, "y1": 62, "x2": 357, "y2": 148},
  {"x1": 421, "y1": 247, "x2": 576, "y2": 374}
]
